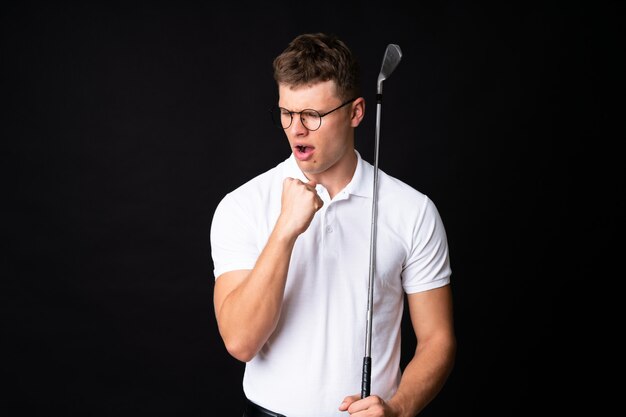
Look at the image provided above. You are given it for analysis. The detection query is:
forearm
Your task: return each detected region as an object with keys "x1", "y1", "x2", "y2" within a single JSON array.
[
  {"x1": 216, "y1": 226, "x2": 297, "y2": 361},
  {"x1": 387, "y1": 334, "x2": 456, "y2": 417}
]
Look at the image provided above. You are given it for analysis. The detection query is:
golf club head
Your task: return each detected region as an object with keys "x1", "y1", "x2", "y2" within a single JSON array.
[{"x1": 377, "y1": 44, "x2": 402, "y2": 94}]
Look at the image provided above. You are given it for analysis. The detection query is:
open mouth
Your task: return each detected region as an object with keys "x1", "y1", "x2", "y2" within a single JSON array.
[{"x1": 294, "y1": 144, "x2": 315, "y2": 161}]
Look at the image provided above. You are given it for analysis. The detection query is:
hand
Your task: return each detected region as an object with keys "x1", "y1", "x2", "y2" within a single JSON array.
[
  {"x1": 338, "y1": 394, "x2": 397, "y2": 417},
  {"x1": 276, "y1": 177, "x2": 323, "y2": 237}
]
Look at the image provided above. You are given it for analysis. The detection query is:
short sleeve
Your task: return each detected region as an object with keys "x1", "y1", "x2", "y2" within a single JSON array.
[
  {"x1": 402, "y1": 196, "x2": 451, "y2": 293},
  {"x1": 210, "y1": 193, "x2": 260, "y2": 279}
]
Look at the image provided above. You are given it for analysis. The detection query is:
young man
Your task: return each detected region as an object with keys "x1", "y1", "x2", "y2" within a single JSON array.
[{"x1": 210, "y1": 33, "x2": 455, "y2": 417}]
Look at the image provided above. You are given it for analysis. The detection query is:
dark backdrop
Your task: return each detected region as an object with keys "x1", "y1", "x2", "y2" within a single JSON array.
[{"x1": 3, "y1": 2, "x2": 621, "y2": 416}]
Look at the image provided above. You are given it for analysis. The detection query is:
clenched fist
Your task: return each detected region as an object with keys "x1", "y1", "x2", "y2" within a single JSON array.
[{"x1": 277, "y1": 177, "x2": 324, "y2": 237}]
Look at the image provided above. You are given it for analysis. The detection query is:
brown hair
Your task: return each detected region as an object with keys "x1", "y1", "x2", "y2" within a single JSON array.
[{"x1": 272, "y1": 33, "x2": 361, "y2": 101}]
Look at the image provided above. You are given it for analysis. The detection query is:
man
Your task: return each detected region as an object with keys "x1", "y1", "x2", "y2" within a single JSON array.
[{"x1": 210, "y1": 32, "x2": 455, "y2": 417}]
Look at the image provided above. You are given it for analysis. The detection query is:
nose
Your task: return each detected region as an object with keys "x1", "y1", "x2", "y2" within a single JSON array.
[{"x1": 288, "y1": 114, "x2": 309, "y2": 136}]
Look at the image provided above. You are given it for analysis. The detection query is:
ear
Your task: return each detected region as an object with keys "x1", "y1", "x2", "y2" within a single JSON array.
[{"x1": 350, "y1": 97, "x2": 365, "y2": 127}]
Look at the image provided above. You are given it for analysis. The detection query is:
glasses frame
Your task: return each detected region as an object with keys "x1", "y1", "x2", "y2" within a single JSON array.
[{"x1": 271, "y1": 97, "x2": 358, "y2": 131}]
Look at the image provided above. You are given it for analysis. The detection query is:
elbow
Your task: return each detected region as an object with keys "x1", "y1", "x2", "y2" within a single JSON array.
[
  {"x1": 444, "y1": 333, "x2": 458, "y2": 374},
  {"x1": 223, "y1": 337, "x2": 260, "y2": 363}
]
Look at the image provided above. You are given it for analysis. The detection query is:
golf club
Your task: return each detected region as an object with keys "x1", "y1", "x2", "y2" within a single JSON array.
[{"x1": 361, "y1": 43, "x2": 402, "y2": 399}]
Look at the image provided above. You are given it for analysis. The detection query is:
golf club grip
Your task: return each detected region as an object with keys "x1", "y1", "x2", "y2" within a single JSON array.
[{"x1": 361, "y1": 356, "x2": 371, "y2": 398}]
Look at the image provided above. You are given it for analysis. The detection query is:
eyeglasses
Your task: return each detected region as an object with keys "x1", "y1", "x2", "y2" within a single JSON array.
[{"x1": 270, "y1": 97, "x2": 357, "y2": 131}]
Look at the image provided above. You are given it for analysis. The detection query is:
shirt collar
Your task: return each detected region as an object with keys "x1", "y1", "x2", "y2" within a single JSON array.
[{"x1": 284, "y1": 150, "x2": 373, "y2": 198}]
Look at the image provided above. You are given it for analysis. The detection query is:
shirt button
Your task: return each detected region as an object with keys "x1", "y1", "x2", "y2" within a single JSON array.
[{"x1": 326, "y1": 226, "x2": 333, "y2": 233}]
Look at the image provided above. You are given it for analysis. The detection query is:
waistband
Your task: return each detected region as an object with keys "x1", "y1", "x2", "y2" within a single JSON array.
[{"x1": 244, "y1": 398, "x2": 287, "y2": 417}]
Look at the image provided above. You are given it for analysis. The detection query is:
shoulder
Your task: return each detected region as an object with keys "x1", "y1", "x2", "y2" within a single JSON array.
[
  {"x1": 378, "y1": 169, "x2": 427, "y2": 204},
  {"x1": 375, "y1": 169, "x2": 445, "y2": 227}
]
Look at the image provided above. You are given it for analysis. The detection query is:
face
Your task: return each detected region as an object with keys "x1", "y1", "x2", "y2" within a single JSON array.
[{"x1": 278, "y1": 80, "x2": 364, "y2": 180}]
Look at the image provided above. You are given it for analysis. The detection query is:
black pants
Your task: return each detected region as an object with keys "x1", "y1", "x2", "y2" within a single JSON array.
[{"x1": 243, "y1": 398, "x2": 287, "y2": 417}]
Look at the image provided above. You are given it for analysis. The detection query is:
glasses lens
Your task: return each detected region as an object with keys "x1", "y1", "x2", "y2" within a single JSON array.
[
  {"x1": 280, "y1": 108, "x2": 294, "y2": 129},
  {"x1": 301, "y1": 110, "x2": 321, "y2": 131}
]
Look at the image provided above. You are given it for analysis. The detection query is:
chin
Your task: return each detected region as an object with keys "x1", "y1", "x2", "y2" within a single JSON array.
[{"x1": 297, "y1": 161, "x2": 324, "y2": 176}]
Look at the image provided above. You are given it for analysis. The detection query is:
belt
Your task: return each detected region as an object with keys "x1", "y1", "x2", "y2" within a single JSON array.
[{"x1": 244, "y1": 398, "x2": 287, "y2": 417}]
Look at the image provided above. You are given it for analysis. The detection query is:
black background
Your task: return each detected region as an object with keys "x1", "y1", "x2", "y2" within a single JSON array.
[{"x1": 3, "y1": 2, "x2": 622, "y2": 416}]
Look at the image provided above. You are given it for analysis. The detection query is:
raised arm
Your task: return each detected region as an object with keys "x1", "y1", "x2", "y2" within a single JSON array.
[{"x1": 213, "y1": 178, "x2": 323, "y2": 362}]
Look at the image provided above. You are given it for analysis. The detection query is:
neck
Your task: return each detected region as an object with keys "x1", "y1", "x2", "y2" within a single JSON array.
[{"x1": 308, "y1": 150, "x2": 358, "y2": 199}]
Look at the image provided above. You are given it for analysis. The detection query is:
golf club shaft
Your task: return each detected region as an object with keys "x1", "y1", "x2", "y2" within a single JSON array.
[{"x1": 362, "y1": 93, "x2": 382, "y2": 399}]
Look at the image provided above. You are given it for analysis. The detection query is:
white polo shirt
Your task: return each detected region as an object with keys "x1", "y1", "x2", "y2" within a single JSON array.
[{"x1": 210, "y1": 150, "x2": 451, "y2": 417}]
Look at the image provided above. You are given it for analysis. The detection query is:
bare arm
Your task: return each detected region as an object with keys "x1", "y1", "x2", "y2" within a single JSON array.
[
  {"x1": 213, "y1": 178, "x2": 323, "y2": 362},
  {"x1": 386, "y1": 285, "x2": 456, "y2": 416},
  {"x1": 339, "y1": 285, "x2": 456, "y2": 416}
]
